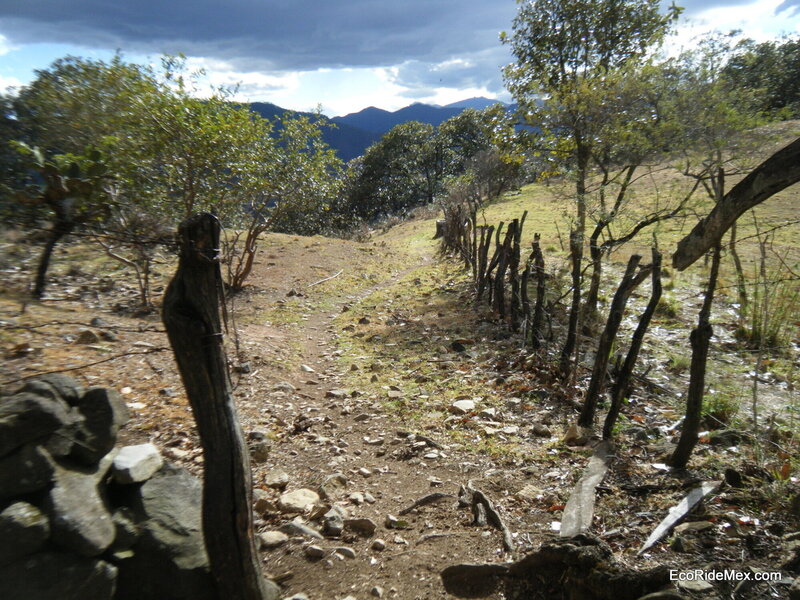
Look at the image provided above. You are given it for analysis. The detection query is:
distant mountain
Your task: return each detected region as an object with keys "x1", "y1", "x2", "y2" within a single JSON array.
[
  {"x1": 248, "y1": 97, "x2": 512, "y2": 162},
  {"x1": 331, "y1": 102, "x2": 461, "y2": 135},
  {"x1": 249, "y1": 102, "x2": 379, "y2": 162},
  {"x1": 443, "y1": 97, "x2": 508, "y2": 110}
]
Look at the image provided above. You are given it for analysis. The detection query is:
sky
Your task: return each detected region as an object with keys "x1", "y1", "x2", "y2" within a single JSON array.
[{"x1": 0, "y1": 0, "x2": 798, "y2": 117}]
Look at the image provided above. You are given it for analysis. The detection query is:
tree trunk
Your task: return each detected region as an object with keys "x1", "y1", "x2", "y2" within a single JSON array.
[
  {"x1": 670, "y1": 244, "x2": 722, "y2": 469},
  {"x1": 583, "y1": 224, "x2": 605, "y2": 318},
  {"x1": 672, "y1": 136, "x2": 800, "y2": 270},
  {"x1": 162, "y1": 213, "x2": 272, "y2": 600},
  {"x1": 727, "y1": 222, "x2": 747, "y2": 315},
  {"x1": 33, "y1": 219, "x2": 74, "y2": 299},
  {"x1": 603, "y1": 248, "x2": 662, "y2": 439},
  {"x1": 560, "y1": 229, "x2": 583, "y2": 379},
  {"x1": 493, "y1": 222, "x2": 515, "y2": 320},
  {"x1": 578, "y1": 254, "x2": 644, "y2": 428},
  {"x1": 531, "y1": 234, "x2": 547, "y2": 349}
]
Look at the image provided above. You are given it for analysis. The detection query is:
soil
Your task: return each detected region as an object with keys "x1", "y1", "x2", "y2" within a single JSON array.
[{"x1": 1, "y1": 224, "x2": 798, "y2": 600}]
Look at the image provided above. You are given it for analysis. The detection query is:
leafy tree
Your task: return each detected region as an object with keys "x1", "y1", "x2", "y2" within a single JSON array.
[
  {"x1": 224, "y1": 113, "x2": 344, "y2": 291},
  {"x1": 0, "y1": 94, "x2": 26, "y2": 219},
  {"x1": 345, "y1": 107, "x2": 521, "y2": 223},
  {"x1": 13, "y1": 55, "x2": 160, "y2": 157},
  {"x1": 12, "y1": 54, "x2": 344, "y2": 299},
  {"x1": 664, "y1": 38, "x2": 776, "y2": 469},
  {"x1": 501, "y1": 0, "x2": 680, "y2": 378},
  {"x1": 13, "y1": 144, "x2": 113, "y2": 298},
  {"x1": 346, "y1": 121, "x2": 447, "y2": 221},
  {"x1": 723, "y1": 36, "x2": 800, "y2": 117},
  {"x1": 579, "y1": 61, "x2": 696, "y2": 316}
]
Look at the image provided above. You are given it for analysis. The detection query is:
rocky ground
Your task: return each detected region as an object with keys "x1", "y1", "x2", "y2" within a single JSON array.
[{"x1": 1, "y1": 219, "x2": 799, "y2": 600}]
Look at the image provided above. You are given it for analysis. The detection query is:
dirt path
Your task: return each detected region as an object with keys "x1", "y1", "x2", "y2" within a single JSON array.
[
  {"x1": 2, "y1": 225, "x2": 796, "y2": 600},
  {"x1": 228, "y1": 241, "x2": 517, "y2": 600}
]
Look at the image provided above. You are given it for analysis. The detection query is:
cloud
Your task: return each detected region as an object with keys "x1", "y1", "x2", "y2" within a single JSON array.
[
  {"x1": 0, "y1": 33, "x2": 15, "y2": 56},
  {"x1": 0, "y1": 1, "x2": 517, "y2": 73},
  {"x1": 0, "y1": 74, "x2": 22, "y2": 92},
  {"x1": 776, "y1": 0, "x2": 800, "y2": 12},
  {"x1": 391, "y1": 45, "x2": 512, "y2": 99}
]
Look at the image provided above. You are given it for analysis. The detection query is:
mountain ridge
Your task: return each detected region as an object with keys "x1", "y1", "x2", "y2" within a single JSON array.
[{"x1": 249, "y1": 96, "x2": 508, "y2": 161}]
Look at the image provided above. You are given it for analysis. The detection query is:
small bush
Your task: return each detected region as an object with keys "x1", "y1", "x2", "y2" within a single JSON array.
[
  {"x1": 655, "y1": 294, "x2": 680, "y2": 319},
  {"x1": 736, "y1": 272, "x2": 799, "y2": 352},
  {"x1": 666, "y1": 353, "x2": 690, "y2": 374},
  {"x1": 702, "y1": 392, "x2": 740, "y2": 429}
]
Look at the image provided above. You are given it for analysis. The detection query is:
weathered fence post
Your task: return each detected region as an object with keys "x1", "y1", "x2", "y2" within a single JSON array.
[
  {"x1": 603, "y1": 248, "x2": 662, "y2": 439},
  {"x1": 162, "y1": 213, "x2": 272, "y2": 600},
  {"x1": 578, "y1": 254, "x2": 650, "y2": 428}
]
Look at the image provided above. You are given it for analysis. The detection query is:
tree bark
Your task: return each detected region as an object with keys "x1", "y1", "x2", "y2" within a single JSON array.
[
  {"x1": 603, "y1": 248, "x2": 662, "y2": 439},
  {"x1": 670, "y1": 244, "x2": 722, "y2": 469},
  {"x1": 531, "y1": 234, "x2": 547, "y2": 349},
  {"x1": 583, "y1": 222, "x2": 605, "y2": 317},
  {"x1": 162, "y1": 213, "x2": 271, "y2": 600},
  {"x1": 578, "y1": 254, "x2": 644, "y2": 428},
  {"x1": 560, "y1": 229, "x2": 583, "y2": 379},
  {"x1": 33, "y1": 219, "x2": 74, "y2": 299},
  {"x1": 672, "y1": 136, "x2": 800, "y2": 270}
]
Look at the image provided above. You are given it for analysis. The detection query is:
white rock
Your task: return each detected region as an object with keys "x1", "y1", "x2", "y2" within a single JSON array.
[
  {"x1": 334, "y1": 546, "x2": 356, "y2": 558},
  {"x1": 264, "y1": 469, "x2": 290, "y2": 489},
  {"x1": 258, "y1": 530, "x2": 288, "y2": 549},
  {"x1": 112, "y1": 443, "x2": 163, "y2": 484},
  {"x1": 449, "y1": 400, "x2": 475, "y2": 415},
  {"x1": 278, "y1": 489, "x2": 320, "y2": 513},
  {"x1": 272, "y1": 381, "x2": 296, "y2": 394}
]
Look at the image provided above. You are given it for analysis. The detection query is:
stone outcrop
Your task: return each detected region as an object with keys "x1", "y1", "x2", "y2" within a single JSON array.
[{"x1": 0, "y1": 375, "x2": 222, "y2": 599}]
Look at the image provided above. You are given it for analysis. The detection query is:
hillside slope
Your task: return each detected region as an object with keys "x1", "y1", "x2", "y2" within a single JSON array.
[{"x1": 2, "y1": 127, "x2": 799, "y2": 597}]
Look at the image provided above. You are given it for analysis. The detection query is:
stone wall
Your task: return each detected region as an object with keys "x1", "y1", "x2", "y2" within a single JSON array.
[{"x1": 0, "y1": 374, "x2": 215, "y2": 600}]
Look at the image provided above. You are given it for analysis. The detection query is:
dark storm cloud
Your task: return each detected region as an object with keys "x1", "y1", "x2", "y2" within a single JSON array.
[{"x1": 0, "y1": 0, "x2": 517, "y2": 77}]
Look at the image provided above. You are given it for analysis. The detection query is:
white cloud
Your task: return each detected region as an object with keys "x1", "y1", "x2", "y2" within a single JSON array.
[
  {"x1": 0, "y1": 34, "x2": 15, "y2": 56},
  {"x1": 677, "y1": 0, "x2": 798, "y2": 43},
  {"x1": 0, "y1": 74, "x2": 22, "y2": 92}
]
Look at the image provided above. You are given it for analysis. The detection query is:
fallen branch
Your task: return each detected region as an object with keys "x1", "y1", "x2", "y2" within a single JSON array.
[
  {"x1": 308, "y1": 269, "x2": 343, "y2": 288},
  {"x1": 441, "y1": 536, "x2": 670, "y2": 599},
  {"x1": 638, "y1": 480, "x2": 721, "y2": 555},
  {"x1": 466, "y1": 482, "x2": 515, "y2": 553},
  {"x1": 0, "y1": 320, "x2": 165, "y2": 333},
  {"x1": 560, "y1": 441, "x2": 614, "y2": 538},
  {"x1": 1, "y1": 347, "x2": 168, "y2": 386},
  {"x1": 398, "y1": 492, "x2": 455, "y2": 516}
]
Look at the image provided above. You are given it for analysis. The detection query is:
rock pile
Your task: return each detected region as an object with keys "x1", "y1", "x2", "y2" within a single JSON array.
[{"x1": 0, "y1": 374, "x2": 215, "y2": 600}]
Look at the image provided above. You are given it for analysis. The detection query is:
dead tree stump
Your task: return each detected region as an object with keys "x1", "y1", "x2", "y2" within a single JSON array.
[{"x1": 162, "y1": 213, "x2": 273, "y2": 600}]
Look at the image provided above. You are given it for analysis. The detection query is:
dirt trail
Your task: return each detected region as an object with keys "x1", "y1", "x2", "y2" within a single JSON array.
[
  {"x1": 230, "y1": 241, "x2": 515, "y2": 600},
  {"x1": 2, "y1": 225, "x2": 796, "y2": 600}
]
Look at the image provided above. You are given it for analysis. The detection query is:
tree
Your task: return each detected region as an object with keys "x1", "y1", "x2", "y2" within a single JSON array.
[
  {"x1": 13, "y1": 144, "x2": 114, "y2": 298},
  {"x1": 224, "y1": 113, "x2": 344, "y2": 291},
  {"x1": 346, "y1": 121, "x2": 447, "y2": 221},
  {"x1": 0, "y1": 94, "x2": 26, "y2": 219},
  {"x1": 13, "y1": 55, "x2": 160, "y2": 157},
  {"x1": 723, "y1": 36, "x2": 800, "y2": 117},
  {"x1": 663, "y1": 37, "x2": 797, "y2": 468},
  {"x1": 502, "y1": 0, "x2": 680, "y2": 379}
]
